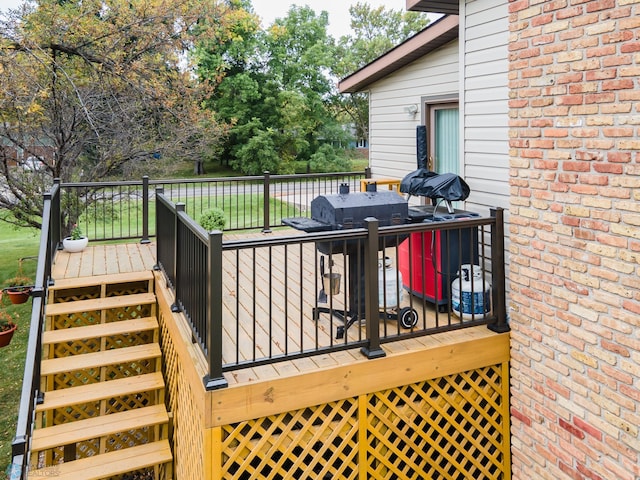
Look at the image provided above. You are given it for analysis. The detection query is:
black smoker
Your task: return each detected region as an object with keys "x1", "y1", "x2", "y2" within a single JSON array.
[{"x1": 283, "y1": 184, "x2": 418, "y2": 338}]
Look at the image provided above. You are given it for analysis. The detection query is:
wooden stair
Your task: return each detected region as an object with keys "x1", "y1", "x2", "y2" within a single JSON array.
[{"x1": 29, "y1": 271, "x2": 172, "y2": 480}]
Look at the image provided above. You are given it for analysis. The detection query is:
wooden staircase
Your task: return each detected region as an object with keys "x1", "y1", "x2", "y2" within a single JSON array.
[{"x1": 29, "y1": 271, "x2": 172, "y2": 480}]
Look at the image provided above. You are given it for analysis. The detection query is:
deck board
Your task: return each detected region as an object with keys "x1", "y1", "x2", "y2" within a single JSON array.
[{"x1": 51, "y1": 238, "x2": 470, "y2": 388}]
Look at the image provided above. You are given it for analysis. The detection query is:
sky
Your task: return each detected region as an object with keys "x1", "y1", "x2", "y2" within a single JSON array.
[
  {"x1": 0, "y1": 0, "x2": 408, "y2": 38},
  {"x1": 252, "y1": 0, "x2": 408, "y2": 38}
]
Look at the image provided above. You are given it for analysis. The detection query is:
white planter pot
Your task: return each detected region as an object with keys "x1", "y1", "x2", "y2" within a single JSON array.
[{"x1": 63, "y1": 236, "x2": 89, "y2": 253}]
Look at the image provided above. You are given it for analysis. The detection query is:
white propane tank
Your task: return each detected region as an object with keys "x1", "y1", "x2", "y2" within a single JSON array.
[
  {"x1": 378, "y1": 256, "x2": 403, "y2": 309},
  {"x1": 451, "y1": 264, "x2": 491, "y2": 319}
]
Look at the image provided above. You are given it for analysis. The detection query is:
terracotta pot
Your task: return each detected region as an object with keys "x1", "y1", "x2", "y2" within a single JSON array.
[
  {"x1": 5, "y1": 286, "x2": 32, "y2": 305},
  {"x1": 0, "y1": 323, "x2": 17, "y2": 348},
  {"x1": 63, "y1": 236, "x2": 89, "y2": 253}
]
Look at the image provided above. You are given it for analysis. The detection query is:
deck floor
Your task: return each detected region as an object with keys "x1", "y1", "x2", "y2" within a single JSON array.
[{"x1": 51, "y1": 238, "x2": 480, "y2": 387}]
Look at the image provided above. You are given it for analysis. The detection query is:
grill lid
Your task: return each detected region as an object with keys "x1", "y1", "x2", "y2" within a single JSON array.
[
  {"x1": 311, "y1": 188, "x2": 408, "y2": 230},
  {"x1": 399, "y1": 169, "x2": 470, "y2": 201}
]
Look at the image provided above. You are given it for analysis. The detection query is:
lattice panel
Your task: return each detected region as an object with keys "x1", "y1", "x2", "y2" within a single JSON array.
[
  {"x1": 53, "y1": 369, "x2": 101, "y2": 390},
  {"x1": 215, "y1": 364, "x2": 508, "y2": 480},
  {"x1": 158, "y1": 308, "x2": 199, "y2": 480},
  {"x1": 52, "y1": 286, "x2": 101, "y2": 303},
  {"x1": 52, "y1": 337, "x2": 102, "y2": 357},
  {"x1": 366, "y1": 365, "x2": 506, "y2": 479},
  {"x1": 104, "y1": 331, "x2": 154, "y2": 349},
  {"x1": 220, "y1": 399, "x2": 360, "y2": 480},
  {"x1": 105, "y1": 427, "x2": 155, "y2": 452},
  {"x1": 52, "y1": 401, "x2": 101, "y2": 426},
  {"x1": 106, "y1": 393, "x2": 154, "y2": 413},
  {"x1": 105, "y1": 305, "x2": 154, "y2": 322},
  {"x1": 106, "y1": 281, "x2": 152, "y2": 297},
  {"x1": 52, "y1": 310, "x2": 102, "y2": 329}
]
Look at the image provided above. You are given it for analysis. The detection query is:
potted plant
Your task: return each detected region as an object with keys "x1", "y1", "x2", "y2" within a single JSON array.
[
  {"x1": 63, "y1": 224, "x2": 89, "y2": 252},
  {"x1": 0, "y1": 309, "x2": 17, "y2": 348},
  {"x1": 199, "y1": 208, "x2": 227, "y2": 231},
  {"x1": 3, "y1": 260, "x2": 34, "y2": 305}
]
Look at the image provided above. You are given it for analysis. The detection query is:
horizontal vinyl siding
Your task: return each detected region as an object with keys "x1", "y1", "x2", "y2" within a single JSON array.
[
  {"x1": 463, "y1": 0, "x2": 509, "y2": 214},
  {"x1": 368, "y1": 40, "x2": 459, "y2": 181}
]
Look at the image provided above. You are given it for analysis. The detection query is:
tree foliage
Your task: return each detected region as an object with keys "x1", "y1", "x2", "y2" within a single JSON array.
[
  {"x1": 331, "y1": 3, "x2": 431, "y2": 145},
  {"x1": 0, "y1": 0, "x2": 235, "y2": 229},
  {"x1": 196, "y1": 4, "x2": 351, "y2": 175}
]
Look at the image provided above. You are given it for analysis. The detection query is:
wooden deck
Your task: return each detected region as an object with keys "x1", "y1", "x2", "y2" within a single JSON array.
[
  {"x1": 52, "y1": 239, "x2": 488, "y2": 388},
  {"x1": 50, "y1": 241, "x2": 511, "y2": 479}
]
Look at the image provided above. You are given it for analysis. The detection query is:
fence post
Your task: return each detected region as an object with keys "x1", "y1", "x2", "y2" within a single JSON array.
[
  {"x1": 262, "y1": 171, "x2": 272, "y2": 233},
  {"x1": 204, "y1": 230, "x2": 228, "y2": 390},
  {"x1": 365, "y1": 167, "x2": 372, "y2": 179},
  {"x1": 488, "y1": 207, "x2": 509, "y2": 333},
  {"x1": 53, "y1": 178, "x2": 62, "y2": 250},
  {"x1": 361, "y1": 217, "x2": 385, "y2": 359},
  {"x1": 171, "y1": 203, "x2": 186, "y2": 312},
  {"x1": 141, "y1": 176, "x2": 150, "y2": 244}
]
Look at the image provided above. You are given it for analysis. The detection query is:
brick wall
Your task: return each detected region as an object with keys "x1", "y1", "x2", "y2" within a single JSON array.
[{"x1": 508, "y1": 0, "x2": 640, "y2": 479}]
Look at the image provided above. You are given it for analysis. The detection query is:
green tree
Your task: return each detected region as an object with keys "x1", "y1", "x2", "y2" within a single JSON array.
[
  {"x1": 197, "y1": 4, "x2": 350, "y2": 175},
  {"x1": 332, "y1": 2, "x2": 431, "y2": 146},
  {"x1": 0, "y1": 0, "x2": 234, "y2": 230}
]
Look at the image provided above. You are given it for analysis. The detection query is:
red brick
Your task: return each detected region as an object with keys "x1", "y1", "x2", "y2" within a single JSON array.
[
  {"x1": 560, "y1": 418, "x2": 586, "y2": 439},
  {"x1": 564, "y1": 161, "x2": 591, "y2": 172},
  {"x1": 603, "y1": 127, "x2": 634, "y2": 137},
  {"x1": 620, "y1": 42, "x2": 640, "y2": 53},
  {"x1": 587, "y1": 45, "x2": 617, "y2": 58},
  {"x1": 558, "y1": 95, "x2": 584, "y2": 105},
  {"x1": 559, "y1": 461, "x2": 585, "y2": 480},
  {"x1": 585, "y1": 69, "x2": 616, "y2": 81},
  {"x1": 585, "y1": 92, "x2": 616, "y2": 103},
  {"x1": 602, "y1": 79, "x2": 635, "y2": 90},
  {"x1": 511, "y1": 407, "x2": 533, "y2": 427},
  {"x1": 586, "y1": 0, "x2": 615, "y2": 12},
  {"x1": 556, "y1": 5, "x2": 582, "y2": 18},
  {"x1": 602, "y1": 31, "x2": 634, "y2": 44},
  {"x1": 593, "y1": 163, "x2": 623, "y2": 174},
  {"x1": 573, "y1": 417, "x2": 603, "y2": 441},
  {"x1": 532, "y1": 13, "x2": 554, "y2": 26},
  {"x1": 576, "y1": 463, "x2": 605, "y2": 480}
]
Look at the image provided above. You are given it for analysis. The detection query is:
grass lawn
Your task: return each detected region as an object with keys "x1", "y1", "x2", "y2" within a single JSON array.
[{"x1": 0, "y1": 224, "x2": 39, "y2": 474}]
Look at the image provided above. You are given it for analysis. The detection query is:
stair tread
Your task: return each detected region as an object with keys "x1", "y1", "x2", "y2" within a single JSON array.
[
  {"x1": 43, "y1": 317, "x2": 158, "y2": 344},
  {"x1": 28, "y1": 439, "x2": 172, "y2": 480},
  {"x1": 50, "y1": 271, "x2": 154, "y2": 291},
  {"x1": 46, "y1": 292, "x2": 156, "y2": 316},
  {"x1": 31, "y1": 404, "x2": 169, "y2": 452},
  {"x1": 36, "y1": 372, "x2": 165, "y2": 412},
  {"x1": 42, "y1": 343, "x2": 161, "y2": 376}
]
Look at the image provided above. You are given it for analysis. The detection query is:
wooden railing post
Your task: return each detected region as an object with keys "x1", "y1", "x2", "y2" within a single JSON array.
[
  {"x1": 141, "y1": 175, "x2": 150, "y2": 244},
  {"x1": 204, "y1": 230, "x2": 228, "y2": 390},
  {"x1": 489, "y1": 207, "x2": 509, "y2": 333},
  {"x1": 262, "y1": 171, "x2": 271, "y2": 233},
  {"x1": 361, "y1": 218, "x2": 385, "y2": 359}
]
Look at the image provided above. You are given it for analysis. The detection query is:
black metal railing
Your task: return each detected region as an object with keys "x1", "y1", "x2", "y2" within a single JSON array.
[
  {"x1": 156, "y1": 189, "x2": 508, "y2": 389},
  {"x1": 61, "y1": 171, "x2": 368, "y2": 241},
  {"x1": 10, "y1": 182, "x2": 59, "y2": 480},
  {"x1": 11, "y1": 171, "x2": 508, "y2": 479}
]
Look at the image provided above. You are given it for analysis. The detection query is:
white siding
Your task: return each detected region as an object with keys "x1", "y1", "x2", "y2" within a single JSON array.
[
  {"x1": 462, "y1": 0, "x2": 509, "y2": 215},
  {"x1": 368, "y1": 40, "x2": 459, "y2": 181}
]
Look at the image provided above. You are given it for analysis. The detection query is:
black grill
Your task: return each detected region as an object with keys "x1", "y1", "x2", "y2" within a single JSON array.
[
  {"x1": 283, "y1": 184, "x2": 408, "y2": 233},
  {"x1": 283, "y1": 184, "x2": 415, "y2": 339}
]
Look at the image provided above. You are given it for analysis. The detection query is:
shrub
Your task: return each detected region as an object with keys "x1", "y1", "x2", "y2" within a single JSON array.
[{"x1": 199, "y1": 208, "x2": 226, "y2": 231}]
